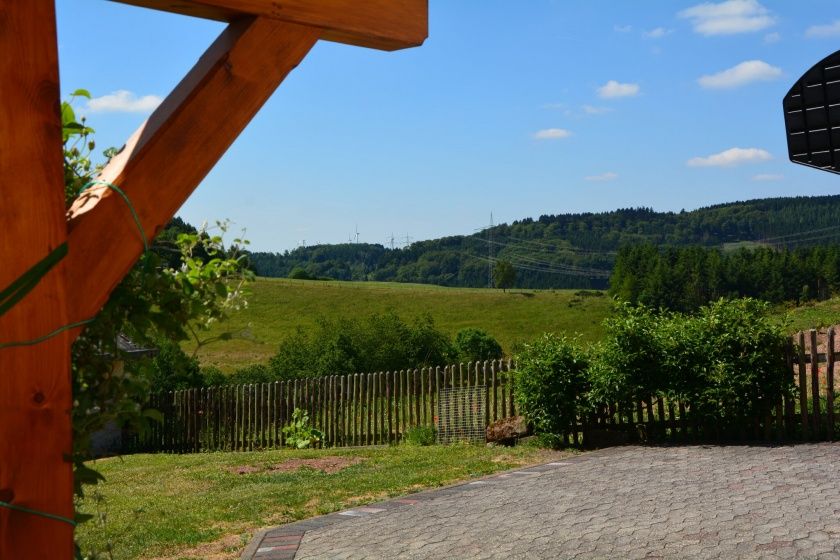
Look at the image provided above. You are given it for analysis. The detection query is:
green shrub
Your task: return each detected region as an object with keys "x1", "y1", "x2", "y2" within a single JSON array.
[
  {"x1": 666, "y1": 298, "x2": 792, "y2": 428},
  {"x1": 513, "y1": 333, "x2": 589, "y2": 434},
  {"x1": 148, "y1": 339, "x2": 204, "y2": 391},
  {"x1": 282, "y1": 408, "x2": 324, "y2": 449},
  {"x1": 588, "y1": 303, "x2": 668, "y2": 409},
  {"x1": 455, "y1": 328, "x2": 503, "y2": 362},
  {"x1": 403, "y1": 425, "x2": 436, "y2": 446},
  {"x1": 269, "y1": 311, "x2": 456, "y2": 379}
]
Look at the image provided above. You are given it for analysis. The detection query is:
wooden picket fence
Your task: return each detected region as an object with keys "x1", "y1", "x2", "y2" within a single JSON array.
[
  {"x1": 130, "y1": 359, "x2": 517, "y2": 452},
  {"x1": 129, "y1": 326, "x2": 840, "y2": 453}
]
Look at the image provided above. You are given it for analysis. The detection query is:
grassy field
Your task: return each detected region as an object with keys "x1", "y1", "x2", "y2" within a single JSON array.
[
  {"x1": 191, "y1": 278, "x2": 613, "y2": 371},
  {"x1": 778, "y1": 297, "x2": 840, "y2": 332},
  {"x1": 76, "y1": 444, "x2": 568, "y2": 560}
]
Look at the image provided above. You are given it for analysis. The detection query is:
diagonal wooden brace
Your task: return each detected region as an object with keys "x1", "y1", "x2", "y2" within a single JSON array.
[{"x1": 66, "y1": 16, "x2": 319, "y2": 327}]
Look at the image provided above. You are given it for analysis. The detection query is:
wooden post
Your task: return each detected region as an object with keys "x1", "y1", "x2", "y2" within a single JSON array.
[
  {"x1": 810, "y1": 329, "x2": 821, "y2": 439},
  {"x1": 799, "y1": 331, "x2": 809, "y2": 439},
  {"x1": 828, "y1": 327, "x2": 835, "y2": 440},
  {"x1": 0, "y1": 3, "x2": 73, "y2": 555}
]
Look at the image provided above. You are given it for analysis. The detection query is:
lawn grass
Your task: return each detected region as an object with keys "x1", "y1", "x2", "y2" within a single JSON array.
[
  {"x1": 190, "y1": 278, "x2": 613, "y2": 371},
  {"x1": 76, "y1": 444, "x2": 568, "y2": 560},
  {"x1": 776, "y1": 297, "x2": 840, "y2": 332}
]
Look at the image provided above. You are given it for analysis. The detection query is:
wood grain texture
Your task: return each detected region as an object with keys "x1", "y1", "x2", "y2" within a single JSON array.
[
  {"x1": 65, "y1": 17, "x2": 319, "y2": 327},
  {"x1": 110, "y1": 0, "x2": 427, "y2": 51},
  {"x1": 0, "y1": 2, "x2": 74, "y2": 558}
]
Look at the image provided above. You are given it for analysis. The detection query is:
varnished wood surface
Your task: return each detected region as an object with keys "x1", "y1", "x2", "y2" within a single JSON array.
[
  {"x1": 110, "y1": 0, "x2": 427, "y2": 51},
  {"x1": 0, "y1": 2, "x2": 74, "y2": 558}
]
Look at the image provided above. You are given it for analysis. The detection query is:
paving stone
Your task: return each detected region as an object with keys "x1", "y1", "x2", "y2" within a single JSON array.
[{"x1": 243, "y1": 444, "x2": 840, "y2": 559}]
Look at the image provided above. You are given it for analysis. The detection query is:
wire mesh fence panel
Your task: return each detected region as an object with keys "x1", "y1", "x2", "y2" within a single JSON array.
[{"x1": 436, "y1": 385, "x2": 486, "y2": 444}]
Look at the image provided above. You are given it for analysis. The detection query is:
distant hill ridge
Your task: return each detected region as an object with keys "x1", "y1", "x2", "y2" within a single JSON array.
[{"x1": 247, "y1": 194, "x2": 840, "y2": 290}]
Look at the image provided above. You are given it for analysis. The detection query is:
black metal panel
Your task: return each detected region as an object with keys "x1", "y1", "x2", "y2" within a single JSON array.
[{"x1": 784, "y1": 49, "x2": 840, "y2": 175}]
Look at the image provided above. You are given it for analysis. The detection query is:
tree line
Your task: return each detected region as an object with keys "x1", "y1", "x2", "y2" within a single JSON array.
[
  {"x1": 610, "y1": 243, "x2": 840, "y2": 312},
  {"x1": 246, "y1": 195, "x2": 840, "y2": 290}
]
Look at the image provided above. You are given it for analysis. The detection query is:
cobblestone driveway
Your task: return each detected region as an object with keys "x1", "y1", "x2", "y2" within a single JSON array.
[{"x1": 245, "y1": 444, "x2": 840, "y2": 559}]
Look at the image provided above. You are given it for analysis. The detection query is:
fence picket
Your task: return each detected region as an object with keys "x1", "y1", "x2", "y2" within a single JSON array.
[
  {"x1": 799, "y1": 331, "x2": 809, "y2": 439},
  {"x1": 829, "y1": 327, "x2": 835, "y2": 441}
]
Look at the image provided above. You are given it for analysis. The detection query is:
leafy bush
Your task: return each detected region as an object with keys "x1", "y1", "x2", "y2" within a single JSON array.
[
  {"x1": 269, "y1": 311, "x2": 456, "y2": 379},
  {"x1": 513, "y1": 333, "x2": 589, "y2": 435},
  {"x1": 589, "y1": 298, "x2": 793, "y2": 434},
  {"x1": 148, "y1": 339, "x2": 204, "y2": 391},
  {"x1": 403, "y1": 425, "x2": 436, "y2": 446},
  {"x1": 665, "y1": 298, "x2": 792, "y2": 428},
  {"x1": 588, "y1": 303, "x2": 667, "y2": 409},
  {"x1": 455, "y1": 328, "x2": 503, "y2": 362},
  {"x1": 282, "y1": 409, "x2": 324, "y2": 449}
]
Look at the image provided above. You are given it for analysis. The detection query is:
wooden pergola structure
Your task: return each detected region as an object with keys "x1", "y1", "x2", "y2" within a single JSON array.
[{"x1": 0, "y1": 1, "x2": 426, "y2": 556}]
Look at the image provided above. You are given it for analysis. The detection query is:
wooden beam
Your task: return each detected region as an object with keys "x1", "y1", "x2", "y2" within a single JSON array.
[
  {"x1": 110, "y1": 0, "x2": 427, "y2": 51},
  {"x1": 65, "y1": 17, "x2": 319, "y2": 325},
  {"x1": 0, "y1": 1, "x2": 74, "y2": 558}
]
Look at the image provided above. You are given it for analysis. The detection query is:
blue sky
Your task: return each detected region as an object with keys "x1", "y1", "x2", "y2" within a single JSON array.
[{"x1": 57, "y1": 1, "x2": 840, "y2": 251}]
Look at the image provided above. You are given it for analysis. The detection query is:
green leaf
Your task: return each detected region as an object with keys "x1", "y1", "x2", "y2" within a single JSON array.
[{"x1": 71, "y1": 88, "x2": 92, "y2": 99}]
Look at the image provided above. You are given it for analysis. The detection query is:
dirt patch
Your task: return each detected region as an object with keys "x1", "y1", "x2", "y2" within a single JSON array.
[
  {"x1": 269, "y1": 456, "x2": 363, "y2": 474},
  {"x1": 145, "y1": 530, "x2": 245, "y2": 560},
  {"x1": 230, "y1": 465, "x2": 261, "y2": 475},
  {"x1": 228, "y1": 456, "x2": 364, "y2": 476}
]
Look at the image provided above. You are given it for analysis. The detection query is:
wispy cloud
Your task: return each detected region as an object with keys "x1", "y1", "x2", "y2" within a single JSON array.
[
  {"x1": 614, "y1": 24, "x2": 633, "y2": 33},
  {"x1": 643, "y1": 27, "x2": 673, "y2": 39},
  {"x1": 87, "y1": 90, "x2": 162, "y2": 113},
  {"x1": 698, "y1": 60, "x2": 781, "y2": 89},
  {"x1": 687, "y1": 147, "x2": 772, "y2": 167},
  {"x1": 805, "y1": 20, "x2": 840, "y2": 38},
  {"x1": 584, "y1": 172, "x2": 619, "y2": 182},
  {"x1": 678, "y1": 0, "x2": 775, "y2": 36},
  {"x1": 582, "y1": 105, "x2": 613, "y2": 115},
  {"x1": 534, "y1": 128, "x2": 572, "y2": 140},
  {"x1": 752, "y1": 173, "x2": 783, "y2": 181},
  {"x1": 763, "y1": 32, "x2": 780, "y2": 43},
  {"x1": 597, "y1": 80, "x2": 640, "y2": 99}
]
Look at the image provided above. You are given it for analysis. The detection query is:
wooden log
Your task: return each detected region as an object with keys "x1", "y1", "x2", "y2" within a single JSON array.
[
  {"x1": 828, "y1": 327, "x2": 836, "y2": 440},
  {"x1": 799, "y1": 331, "x2": 809, "y2": 439},
  {"x1": 413, "y1": 368, "x2": 421, "y2": 428}
]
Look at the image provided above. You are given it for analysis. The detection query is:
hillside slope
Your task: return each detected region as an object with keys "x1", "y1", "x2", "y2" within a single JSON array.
[
  {"x1": 249, "y1": 195, "x2": 840, "y2": 290},
  {"x1": 191, "y1": 278, "x2": 612, "y2": 371}
]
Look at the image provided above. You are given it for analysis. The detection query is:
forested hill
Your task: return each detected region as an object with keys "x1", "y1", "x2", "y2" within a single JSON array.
[{"x1": 247, "y1": 195, "x2": 840, "y2": 290}]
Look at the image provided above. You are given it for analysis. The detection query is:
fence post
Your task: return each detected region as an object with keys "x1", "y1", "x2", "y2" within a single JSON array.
[
  {"x1": 799, "y1": 331, "x2": 809, "y2": 440},
  {"x1": 810, "y1": 329, "x2": 821, "y2": 439},
  {"x1": 828, "y1": 327, "x2": 835, "y2": 440}
]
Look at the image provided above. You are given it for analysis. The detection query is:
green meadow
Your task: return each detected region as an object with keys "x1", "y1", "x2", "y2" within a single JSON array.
[{"x1": 190, "y1": 278, "x2": 613, "y2": 371}]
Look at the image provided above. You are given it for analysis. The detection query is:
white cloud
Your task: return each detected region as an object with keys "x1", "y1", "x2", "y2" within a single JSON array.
[
  {"x1": 687, "y1": 147, "x2": 772, "y2": 167},
  {"x1": 643, "y1": 27, "x2": 672, "y2": 39},
  {"x1": 614, "y1": 24, "x2": 632, "y2": 33},
  {"x1": 597, "y1": 80, "x2": 640, "y2": 99},
  {"x1": 534, "y1": 128, "x2": 572, "y2": 140},
  {"x1": 763, "y1": 32, "x2": 780, "y2": 43},
  {"x1": 87, "y1": 90, "x2": 162, "y2": 113},
  {"x1": 584, "y1": 172, "x2": 619, "y2": 182},
  {"x1": 805, "y1": 20, "x2": 840, "y2": 38},
  {"x1": 678, "y1": 0, "x2": 775, "y2": 36},
  {"x1": 582, "y1": 105, "x2": 613, "y2": 115},
  {"x1": 752, "y1": 173, "x2": 783, "y2": 181},
  {"x1": 697, "y1": 60, "x2": 781, "y2": 89}
]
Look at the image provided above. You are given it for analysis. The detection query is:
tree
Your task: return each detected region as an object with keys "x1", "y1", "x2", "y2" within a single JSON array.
[{"x1": 494, "y1": 260, "x2": 516, "y2": 292}]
